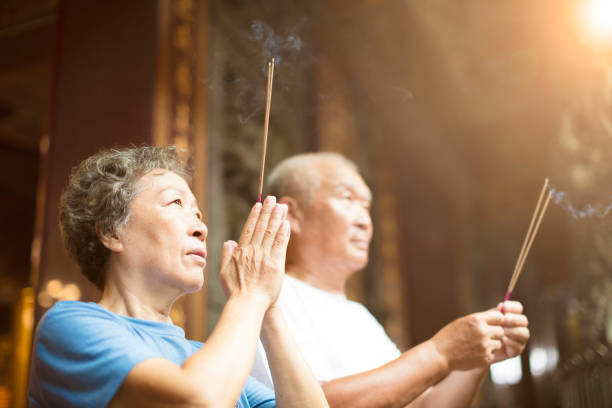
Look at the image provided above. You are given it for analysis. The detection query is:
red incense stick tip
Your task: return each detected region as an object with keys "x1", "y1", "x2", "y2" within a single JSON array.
[
  {"x1": 257, "y1": 194, "x2": 262, "y2": 203},
  {"x1": 501, "y1": 291, "x2": 512, "y2": 314}
]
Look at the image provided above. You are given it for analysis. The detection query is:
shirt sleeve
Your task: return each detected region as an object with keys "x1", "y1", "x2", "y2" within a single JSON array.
[
  {"x1": 29, "y1": 302, "x2": 165, "y2": 408},
  {"x1": 243, "y1": 376, "x2": 276, "y2": 408}
]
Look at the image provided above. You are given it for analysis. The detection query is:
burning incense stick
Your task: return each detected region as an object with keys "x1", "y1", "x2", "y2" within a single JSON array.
[
  {"x1": 257, "y1": 59, "x2": 275, "y2": 203},
  {"x1": 503, "y1": 179, "x2": 552, "y2": 304}
]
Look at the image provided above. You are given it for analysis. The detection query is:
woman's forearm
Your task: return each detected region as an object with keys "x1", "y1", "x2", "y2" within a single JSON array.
[
  {"x1": 182, "y1": 293, "x2": 269, "y2": 406},
  {"x1": 261, "y1": 307, "x2": 329, "y2": 408}
]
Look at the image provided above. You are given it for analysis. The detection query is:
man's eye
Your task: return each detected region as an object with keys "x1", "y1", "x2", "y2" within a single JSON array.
[{"x1": 171, "y1": 198, "x2": 183, "y2": 206}]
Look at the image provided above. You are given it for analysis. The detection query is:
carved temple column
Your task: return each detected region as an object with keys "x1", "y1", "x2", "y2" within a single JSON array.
[{"x1": 31, "y1": 0, "x2": 211, "y2": 353}]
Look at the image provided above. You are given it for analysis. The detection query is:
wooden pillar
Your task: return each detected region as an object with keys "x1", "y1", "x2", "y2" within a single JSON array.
[
  {"x1": 153, "y1": 0, "x2": 210, "y2": 340},
  {"x1": 315, "y1": 50, "x2": 365, "y2": 301},
  {"x1": 32, "y1": 0, "x2": 210, "y2": 338}
]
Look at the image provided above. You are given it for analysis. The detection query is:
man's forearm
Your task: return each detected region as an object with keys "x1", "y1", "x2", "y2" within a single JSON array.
[
  {"x1": 413, "y1": 368, "x2": 488, "y2": 408},
  {"x1": 321, "y1": 340, "x2": 450, "y2": 408},
  {"x1": 261, "y1": 307, "x2": 329, "y2": 408}
]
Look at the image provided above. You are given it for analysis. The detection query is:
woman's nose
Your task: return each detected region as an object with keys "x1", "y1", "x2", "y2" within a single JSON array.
[{"x1": 192, "y1": 220, "x2": 208, "y2": 242}]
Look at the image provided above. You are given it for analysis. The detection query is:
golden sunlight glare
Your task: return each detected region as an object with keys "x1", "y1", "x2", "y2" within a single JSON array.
[{"x1": 581, "y1": 0, "x2": 612, "y2": 38}]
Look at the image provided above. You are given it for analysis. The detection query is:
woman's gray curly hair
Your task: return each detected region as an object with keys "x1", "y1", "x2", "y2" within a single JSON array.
[{"x1": 59, "y1": 145, "x2": 191, "y2": 290}]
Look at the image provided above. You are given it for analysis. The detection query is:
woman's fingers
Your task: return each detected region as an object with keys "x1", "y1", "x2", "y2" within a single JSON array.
[
  {"x1": 220, "y1": 240, "x2": 238, "y2": 271},
  {"x1": 261, "y1": 204, "x2": 287, "y2": 251},
  {"x1": 250, "y1": 196, "x2": 277, "y2": 246},
  {"x1": 270, "y1": 220, "x2": 291, "y2": 264},
  {"x1": 218, "y1": 240, "x2": 238, "y2": 297},
  {"x1": 238, "y1": 202, "x2": 263, "y2": 246}
]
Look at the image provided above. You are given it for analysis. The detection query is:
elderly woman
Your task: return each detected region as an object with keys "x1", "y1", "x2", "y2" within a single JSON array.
[{"x1": 27, "y1": 146, "x2": 328, "y2": 408}]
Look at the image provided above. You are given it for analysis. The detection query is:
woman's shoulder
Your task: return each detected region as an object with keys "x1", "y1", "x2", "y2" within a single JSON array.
[
  {"x1": 41, "y1": 300, "x2": 117, "y2": 323},
  {"x1": 37, "y1": 301, "x2": 125, "y2": 341},
  {"x1": 45, "y1": 300, "x2": 105, "y2": 313}
]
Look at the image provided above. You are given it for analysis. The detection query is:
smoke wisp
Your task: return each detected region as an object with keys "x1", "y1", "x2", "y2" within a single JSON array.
[
  {"x1": 549, "y1": 185, "x2": 612, "y2": 219},
  {"x1": 247, "y1": 19, "x2": 303, "y2": 74}
]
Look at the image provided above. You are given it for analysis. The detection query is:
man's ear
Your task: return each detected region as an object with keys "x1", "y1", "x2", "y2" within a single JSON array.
[
  {"x1": 278, "y1": 196, "x2": 303, "y2": 235},
  {"x1": 96, "y1": 222, "x2": 124, "y2": 253}
]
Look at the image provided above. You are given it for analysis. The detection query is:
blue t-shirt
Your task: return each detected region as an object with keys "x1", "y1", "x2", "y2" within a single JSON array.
[{"x1": 28, "y1": 301, "x2": 275, "y2": 408}]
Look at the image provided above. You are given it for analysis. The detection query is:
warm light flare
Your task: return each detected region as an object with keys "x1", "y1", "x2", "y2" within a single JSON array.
[{"x1": 581, "y1": 0, "x2": 612, "y2": 38}]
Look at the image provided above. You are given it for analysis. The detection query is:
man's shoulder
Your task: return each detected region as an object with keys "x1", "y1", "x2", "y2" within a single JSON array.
[{"x1": 280, "y1": 275, "x2": 375, "y2": 317}]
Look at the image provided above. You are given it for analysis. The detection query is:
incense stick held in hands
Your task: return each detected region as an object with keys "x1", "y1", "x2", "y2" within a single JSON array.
[
  {"x1": 503, "y1": 178, "x2": 552, "y2": 307},
  {"x1": 257, "y1": 59, "x2": 275, "y2": 203}
]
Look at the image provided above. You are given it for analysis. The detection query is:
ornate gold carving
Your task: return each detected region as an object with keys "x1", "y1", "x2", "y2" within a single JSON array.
[{"x1": 154, "y1": 0, "x2": 209, "y2": 340}]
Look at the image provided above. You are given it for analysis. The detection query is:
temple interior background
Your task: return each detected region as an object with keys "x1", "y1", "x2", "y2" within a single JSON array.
[{"x1": 1, "y1": 0, "x2": 611, "y2": 407}]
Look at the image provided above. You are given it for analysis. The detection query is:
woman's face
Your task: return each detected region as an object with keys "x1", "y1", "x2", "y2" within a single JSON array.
[{"x1": 116, "y1": 169, "x2": 208, "y2": 294}]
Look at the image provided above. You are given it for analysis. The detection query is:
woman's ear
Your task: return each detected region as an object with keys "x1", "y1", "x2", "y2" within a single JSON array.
[
  {"x1": 278, "y1": 196, "x2": 303, "y2": 235},
  {"x1": 96, "y1": 222, "x2": 124, "y2": 253}
]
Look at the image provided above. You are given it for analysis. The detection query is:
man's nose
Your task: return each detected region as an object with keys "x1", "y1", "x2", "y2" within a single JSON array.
[{"x1": 356, "y1": 210, "x2": 372, "y2": 231}]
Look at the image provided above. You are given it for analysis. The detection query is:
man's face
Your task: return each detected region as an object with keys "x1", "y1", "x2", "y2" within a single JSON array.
[
  {"x1": 298, "y1": 161, "x2": 373, "y2": 272},
  {"x1": 117, "y1": 169, "x2": 208, "y2": 293}
]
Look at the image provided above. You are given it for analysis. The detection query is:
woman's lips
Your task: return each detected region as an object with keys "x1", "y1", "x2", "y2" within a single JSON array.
[{"x1": 187, "y1": 248, "x2": 207, "y2": 264}]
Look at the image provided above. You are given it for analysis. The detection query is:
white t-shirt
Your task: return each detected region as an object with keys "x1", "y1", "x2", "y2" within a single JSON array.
[{"x1": 251, "y1": 274, "x2": 401, "y2": 387}]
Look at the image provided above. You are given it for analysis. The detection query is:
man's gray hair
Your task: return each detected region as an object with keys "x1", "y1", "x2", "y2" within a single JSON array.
[{"x1": 266, "y1": 152, "x2": 358, "y2": 205}]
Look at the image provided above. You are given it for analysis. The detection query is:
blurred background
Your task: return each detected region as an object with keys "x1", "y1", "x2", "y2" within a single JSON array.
[{"x1": 1, "y1": 0, "x2": 611, "y2": 406}]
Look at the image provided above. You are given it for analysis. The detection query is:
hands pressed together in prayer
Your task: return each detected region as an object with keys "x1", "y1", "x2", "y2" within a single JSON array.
[
  {"x1": 219, "y1": 196, "x2": 330, "y2": 408},
  {"x1": 431, "y1": 300, "x2": 530, "y2": 371},
  {"x1": 219, "y1": 196, "x2": 290, "y2": 308}
]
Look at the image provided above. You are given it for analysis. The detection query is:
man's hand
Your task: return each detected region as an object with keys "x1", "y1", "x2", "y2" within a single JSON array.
[
  {"x1": 492, "y1": 301, "x2": 530, "y2": 363},
  {"x1": 430, "y1": 310, "x2": 505, "y2": 371},
  {"x1": 218, "y1": 196, "x2": 290, "y2": 307},
  {"x1": 430, "y1": 301, "x2": 530, "y2": 372}
]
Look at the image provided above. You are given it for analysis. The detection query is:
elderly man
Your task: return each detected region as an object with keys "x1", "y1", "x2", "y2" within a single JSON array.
[{"x1": 251, "y1": 152, "x2": 530, "y2": 408}]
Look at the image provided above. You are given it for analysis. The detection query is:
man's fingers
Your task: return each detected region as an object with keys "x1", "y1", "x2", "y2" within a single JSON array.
[
  {"x1": 502, "y1": 336, "x2": 524, "y2": 357},
  {"x1": 503, "y1": 326, "x2": 530, "y2": 343},
  {"x1": 481, "y1": 310, "x2": 504, "y2": 326},
  {"x1": 497, "y1": 301, "x2": 523, "y2": 314},
  {"x1": 250, "y1": 196, "x2": 277, "y2": 246},
  {"x1": 488, "y1": 339, "x2": 503, "y2": 359},
  {"x1": 489, "y1": 325, "x2": 505, "y2": 340},
  {"x1": 270, "y1": 220, "x2": 291, "y2": 262},
  {"x1": 261, "y1": 204, "x2": 287, "y2": 251},
  {"x1": 238, "y1": 202, "x2": 263, "y2": 246},
  {"x1": 503, "y1": 313, "x2": 528, "y2": 328},
  {"x1": 502, "y1": 335, "x2": 524, "y2": 349}
]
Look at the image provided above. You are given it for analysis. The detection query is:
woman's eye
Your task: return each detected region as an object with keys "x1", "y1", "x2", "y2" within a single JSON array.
[{"x1": 171, "y1": 198, "x2": 183, "y2": 206}]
